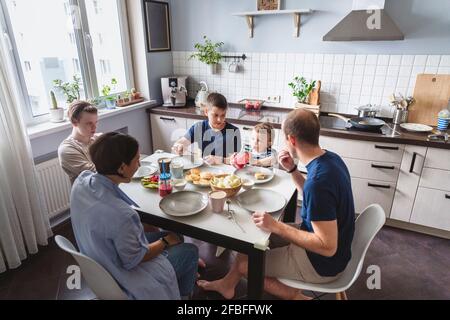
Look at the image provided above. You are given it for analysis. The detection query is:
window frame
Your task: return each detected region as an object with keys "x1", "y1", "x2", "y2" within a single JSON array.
[{"x1": 0, "y1": 0, "x2": 134, "y2": 126}]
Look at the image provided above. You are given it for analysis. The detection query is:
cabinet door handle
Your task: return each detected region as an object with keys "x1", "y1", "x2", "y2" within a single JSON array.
[
  {"x1": 160, "y1": 117, "x2": 176, "y2": 122},
  {"x1": 368, "y1": 183, "x2": 391, "y2": 189},
  {"x1": 446, "y1": 194, "x2": 450, "y2": 200},
  {"x1": 371, "y1": 164, "x2": 395, "y2": 170},
  {"x1": 409, "y1": 152, "x2": 418, "y2": 173},
  {"x1": 375, "y1": 145, "x2": 399, "y2": 151}
]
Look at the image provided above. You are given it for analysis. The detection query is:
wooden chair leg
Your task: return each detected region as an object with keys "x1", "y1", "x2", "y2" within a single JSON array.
[{"x1": 336, "y1": 292, "x2": 348, "y2": 300}]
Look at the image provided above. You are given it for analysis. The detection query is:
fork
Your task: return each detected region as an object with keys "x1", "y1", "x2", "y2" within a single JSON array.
[{"x1": 226, "y1": 200, "x2": 246, "y2": 233}]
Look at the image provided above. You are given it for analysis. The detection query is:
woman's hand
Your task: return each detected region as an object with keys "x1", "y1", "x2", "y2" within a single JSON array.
[
  {"x1": 204, "y1": 155, "x2": 223, "y2": 165},
  {"x1": 278, "y1": 150, "x2": 295, "y2": 172},
  {"x1": 252, "y1": 212, "x2": 280, "y2": 233}
]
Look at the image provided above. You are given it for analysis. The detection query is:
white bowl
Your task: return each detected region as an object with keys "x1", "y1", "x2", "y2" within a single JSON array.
[
  {"x1": 173, "y1": 179, "x2": 187, "y2": 191},
  {"x1": 242, "y1": 179, "x2": 255, "y2": 190}
]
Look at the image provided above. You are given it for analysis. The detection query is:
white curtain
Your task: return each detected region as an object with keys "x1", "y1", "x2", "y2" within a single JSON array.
[{"x1": 0, "y1": 34, "x2": 52, "y2": 273}]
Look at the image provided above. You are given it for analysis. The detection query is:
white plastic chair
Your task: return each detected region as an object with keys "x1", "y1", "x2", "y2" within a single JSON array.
[
  {"x1": 277, "y1": 204, "x2": 386, "y2": 300},
  {"x1": 55, "y1": 235, "x2": 128, "y2": 300}
]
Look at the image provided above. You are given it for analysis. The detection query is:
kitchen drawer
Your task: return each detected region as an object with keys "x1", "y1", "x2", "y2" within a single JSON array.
[
  {"x1": 320, "y1": 136, "x2": 404, "y2": 163},
  {"x1": 424, "y1": 148, "x2": 450, "y2": 171},
  {"x1": 411, "y1": 187, "x2": 450, "y2": 231},
  {"x1": 351, "y1": 178, "x2": 395, "y2": 216},
  {"x1": 419, "y1": 168, "x2": 450, "y2": 192},
  {"x1": 343, "y1": 157, "x2": 400, "y2": 182},
  {"x1": 151, "y1": 115, "x2": 187, "y2": 153}
]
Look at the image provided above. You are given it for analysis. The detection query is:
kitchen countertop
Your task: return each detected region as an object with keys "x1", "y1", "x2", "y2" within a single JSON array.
[{"x1": 149, "y1": 101, "x2": 450, "y2": 150}]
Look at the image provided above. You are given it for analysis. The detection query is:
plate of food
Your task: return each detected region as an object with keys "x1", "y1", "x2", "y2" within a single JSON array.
[
  {"x1": 141, "y1": 175, "x2": 159, "y2": 190},
  {"x1": 133, "y1": 164, "x2": 158, "y2": 179},
  {"x1": 185, "y1": 167, "x2": 231, "y2": 188},
  {"x1": 234, "y1": 166, "x2": 274, "y2": 184},
  {"x1": 400, "y1": 123, "x2": 434, "y2": 133}
]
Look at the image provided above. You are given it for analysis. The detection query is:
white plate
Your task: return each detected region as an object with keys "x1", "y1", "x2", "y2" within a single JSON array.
[
  {"x1": 133, "y1": 165, "x2": 158, "y2": 179},
  {"x1": 400, "y1": 123, "x2": 434, "y2": 133},
  {"x1": 234, "y1": 166, "x2": 274, "y2": 184},
  {"x1": 237, "y1": 189, "x2": 286, "y2": 213},
  {"x1": 159, "y1": 191, "x2": 208, "y2": 217},
  {"x1": 180, "y1": 155, "x2": 204, "y2": 171}
]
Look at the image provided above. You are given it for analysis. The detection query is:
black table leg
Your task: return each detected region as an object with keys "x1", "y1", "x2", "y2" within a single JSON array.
[
  {"x1": 247, "y1": 249, "x2": 266, "y2": 300},
  {"x1": 283, "y1": 189, "x2": 298, "y2": 223}
]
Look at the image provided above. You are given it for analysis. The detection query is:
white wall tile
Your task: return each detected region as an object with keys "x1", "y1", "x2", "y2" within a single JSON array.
[{"x1": 176, "y1": 52, "x2": 441, "y2": 113}]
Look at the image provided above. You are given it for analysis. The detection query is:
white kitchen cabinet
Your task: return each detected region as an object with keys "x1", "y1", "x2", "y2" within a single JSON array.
[
  {"x1": 424, "y1": 148, "x2": 450, "y2": 171},
  {"x1": 151, "y1": 115, "x2": 187, "y2": 153},
  {"x1": 320, "y1": 136, "x2": 404, "y2": 163},
  {"x1": 342, "y1": 158, "x2": 400, "y2": 183},
  {"x1": 410, "y1": 187, "x2": 450, "y2": 231},
  {"x1": 234, "y1": 124, "x2": 254, "y2": 151},
  {"x1": 351, "y1": 177, "x2": 396, "y2": 216},
  {"x1": 390, "y1": 145, "x2": 427, "y2": 222},
  {"x1": 420, "y1": 168, "x2": 450, "y2": 192}
]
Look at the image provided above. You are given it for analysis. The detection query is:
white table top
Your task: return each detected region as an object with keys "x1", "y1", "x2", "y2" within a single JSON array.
[{"x1": 120, "y1": 153, "x2": 297, "y2": 250}]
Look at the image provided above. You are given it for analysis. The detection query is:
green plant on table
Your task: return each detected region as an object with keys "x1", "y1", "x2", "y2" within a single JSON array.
[
  {"x1": 190, "y1": 36, "x2": 224, "y2": 65},
  {"x1": 288, "y1": 76, "x2": 317, "y2": 104},
  {"x1": 53, "y1": 75, "x2": 82, "y2": 104}
]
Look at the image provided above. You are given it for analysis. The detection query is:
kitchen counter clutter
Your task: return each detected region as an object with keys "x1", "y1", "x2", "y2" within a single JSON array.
[{"x1": 149, "y1": 101, "x2": 450, "y2": 150}]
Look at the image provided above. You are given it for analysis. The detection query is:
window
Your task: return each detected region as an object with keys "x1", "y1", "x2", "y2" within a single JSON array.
[
  {"x1": 72, "y1": 58, "x2": 80, "y2": 74},
  {"x1": 24, "y1": 61, "x2": 31, "y2": 72},
  {"x1": 0, "y1": 0, "x2": 133, "y2": 124},
  {"x1": 69, "y1": 32, "x2": 76, "y2": 45}
]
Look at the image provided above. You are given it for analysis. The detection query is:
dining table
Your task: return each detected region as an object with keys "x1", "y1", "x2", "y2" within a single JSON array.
[{"x1": 120, "y1": 152, "x2": 299, "y2": 300}]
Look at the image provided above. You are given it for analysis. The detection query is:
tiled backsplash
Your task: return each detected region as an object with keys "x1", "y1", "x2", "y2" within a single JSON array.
[{"x1": 173, "y1": 52, "x2": 450, "y2": 117}]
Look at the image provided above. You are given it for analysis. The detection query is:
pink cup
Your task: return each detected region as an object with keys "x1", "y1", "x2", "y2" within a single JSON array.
[{"x1": 209, "y1": 191, "x2": 227, "y2": 213}]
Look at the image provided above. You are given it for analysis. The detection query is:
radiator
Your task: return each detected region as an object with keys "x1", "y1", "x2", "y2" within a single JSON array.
[{"x1": 35, "y1": 158, "x2": 71, "y2": 218}]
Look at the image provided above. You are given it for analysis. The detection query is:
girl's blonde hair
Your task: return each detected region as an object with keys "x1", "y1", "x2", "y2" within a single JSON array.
[{"x1": 254, "y1": 123, "x2": 275, "y2": 146}]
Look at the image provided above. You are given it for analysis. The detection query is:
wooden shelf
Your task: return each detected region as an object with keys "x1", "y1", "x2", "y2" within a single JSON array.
[{"x1": 233, "y1": 9, "x2": 313, "y2": 38}]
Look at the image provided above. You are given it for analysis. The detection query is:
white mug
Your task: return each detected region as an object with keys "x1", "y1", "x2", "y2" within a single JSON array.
[{"x1": 229, "y1": 62, "x2": 240, "y2": 73}]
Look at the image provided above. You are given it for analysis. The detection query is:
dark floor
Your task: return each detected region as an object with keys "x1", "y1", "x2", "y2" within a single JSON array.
[{"x1": 0, "y1": 221, "x2": 449, "y2": 300}]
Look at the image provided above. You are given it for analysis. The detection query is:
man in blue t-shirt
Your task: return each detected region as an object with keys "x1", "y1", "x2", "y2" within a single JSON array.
[
  {"x1": 172, "y1": 93, "x2": 241, "y2": 165},
  {"x1": 198, "y1": 109, "x2": 355, "y2": 300}
]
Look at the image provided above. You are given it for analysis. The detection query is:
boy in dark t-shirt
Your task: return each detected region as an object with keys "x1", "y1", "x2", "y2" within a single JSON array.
[{"x1": 173, "y1": 93, "x2": 241, "y2": 165}]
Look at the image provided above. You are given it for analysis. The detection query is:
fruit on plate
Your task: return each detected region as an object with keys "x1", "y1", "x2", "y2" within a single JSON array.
[
  {"x1": 211, "y1": 175, "x2": 242, "y2": 189},
  {"x1": 231, "y1": 152, "x2": 250, "y2": 169},
  {"x1": 141, "y1": 175, "x2": 159, "y2": 189}
]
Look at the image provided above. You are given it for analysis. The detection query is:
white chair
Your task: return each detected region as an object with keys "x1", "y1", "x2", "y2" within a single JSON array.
[
  {"x1": 55, "y1": 235, "x2": 128, "y2": 300},
  {"x1": 277, "y1": 204, "x2": 386, "y2": 300}
]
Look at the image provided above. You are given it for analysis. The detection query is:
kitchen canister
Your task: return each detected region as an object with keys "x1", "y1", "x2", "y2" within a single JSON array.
[{"x1": 437, "y1": 108, "x2": 450, "y2": 131}]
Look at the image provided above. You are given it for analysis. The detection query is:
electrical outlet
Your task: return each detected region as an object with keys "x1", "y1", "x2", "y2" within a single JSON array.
[{"x1": 267, "y1": 96, "x2": 281, "y2": 104}]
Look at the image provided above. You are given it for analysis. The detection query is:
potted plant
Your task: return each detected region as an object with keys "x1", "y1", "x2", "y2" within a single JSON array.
[
  {"x1": 131, "y1": 88, "x2": 141, "y2": 100},
  {"x1": 53, "y1": 75, "x2": 82, "y2": 106},
  {"x1": 288, "y1": 76, "x2": 320, "y2": 113},
  {"x1": 190, "y1": 36, "x2": 224, "y2": 74},
  {"x1": 101, "y1": 78, "x2": 118, "y2": 109},
  {"x1": 48, "y1": 90, "x2": 65, "y2": 123}
]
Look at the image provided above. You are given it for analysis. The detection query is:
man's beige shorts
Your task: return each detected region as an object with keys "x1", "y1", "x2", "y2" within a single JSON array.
[{"x1": 265, "y1": 225, "x2": 341, "y2": 284}]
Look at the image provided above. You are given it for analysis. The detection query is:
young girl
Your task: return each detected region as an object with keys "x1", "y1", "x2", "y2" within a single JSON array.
[{"x1": 249, "y1": 123, "x2": 278, "y2": 168}]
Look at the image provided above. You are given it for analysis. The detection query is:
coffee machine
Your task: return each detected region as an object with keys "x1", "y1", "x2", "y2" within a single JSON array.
[{"x1": 161, "y1": 76, "x2": 188, "y2": 107}]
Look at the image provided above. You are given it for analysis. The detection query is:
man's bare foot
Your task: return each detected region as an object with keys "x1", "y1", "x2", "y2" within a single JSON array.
[
  {"x1": 198, "y1": 258, "x2": 206, "y2": 268},
  {"x1": 292, "y1": 290, "x2": 313, "y2": 300},
  {"x1": 197, "y1": 279, "x2": 235, "y2": 300}
]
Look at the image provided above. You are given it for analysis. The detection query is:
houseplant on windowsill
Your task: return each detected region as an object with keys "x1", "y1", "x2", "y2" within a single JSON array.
[
  {"x1": 53, "y1": 75, "x2": 82, "y2": 107},
  {"x1": 101, "y1": 78, "x2": 118, "y2": 109},
  {"x1": 288, "y1": 76, "x2": 321, "y2": 116},
  {"x1": 48, "y1": 90, "x2": 65, "y2": 123},
  {"x1": 190, "y1": 36, "x2": 224, "y2": 75}
]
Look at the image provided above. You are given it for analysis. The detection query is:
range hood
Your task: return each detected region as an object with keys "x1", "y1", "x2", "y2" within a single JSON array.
[{"x1": 324, "y1": 0, "x2": 404, "y2": 41}]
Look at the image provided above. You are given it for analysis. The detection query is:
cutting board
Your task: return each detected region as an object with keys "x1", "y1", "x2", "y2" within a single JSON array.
[{"x1": 409, "y1": 74, "x2": 450, "y2": 126}]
